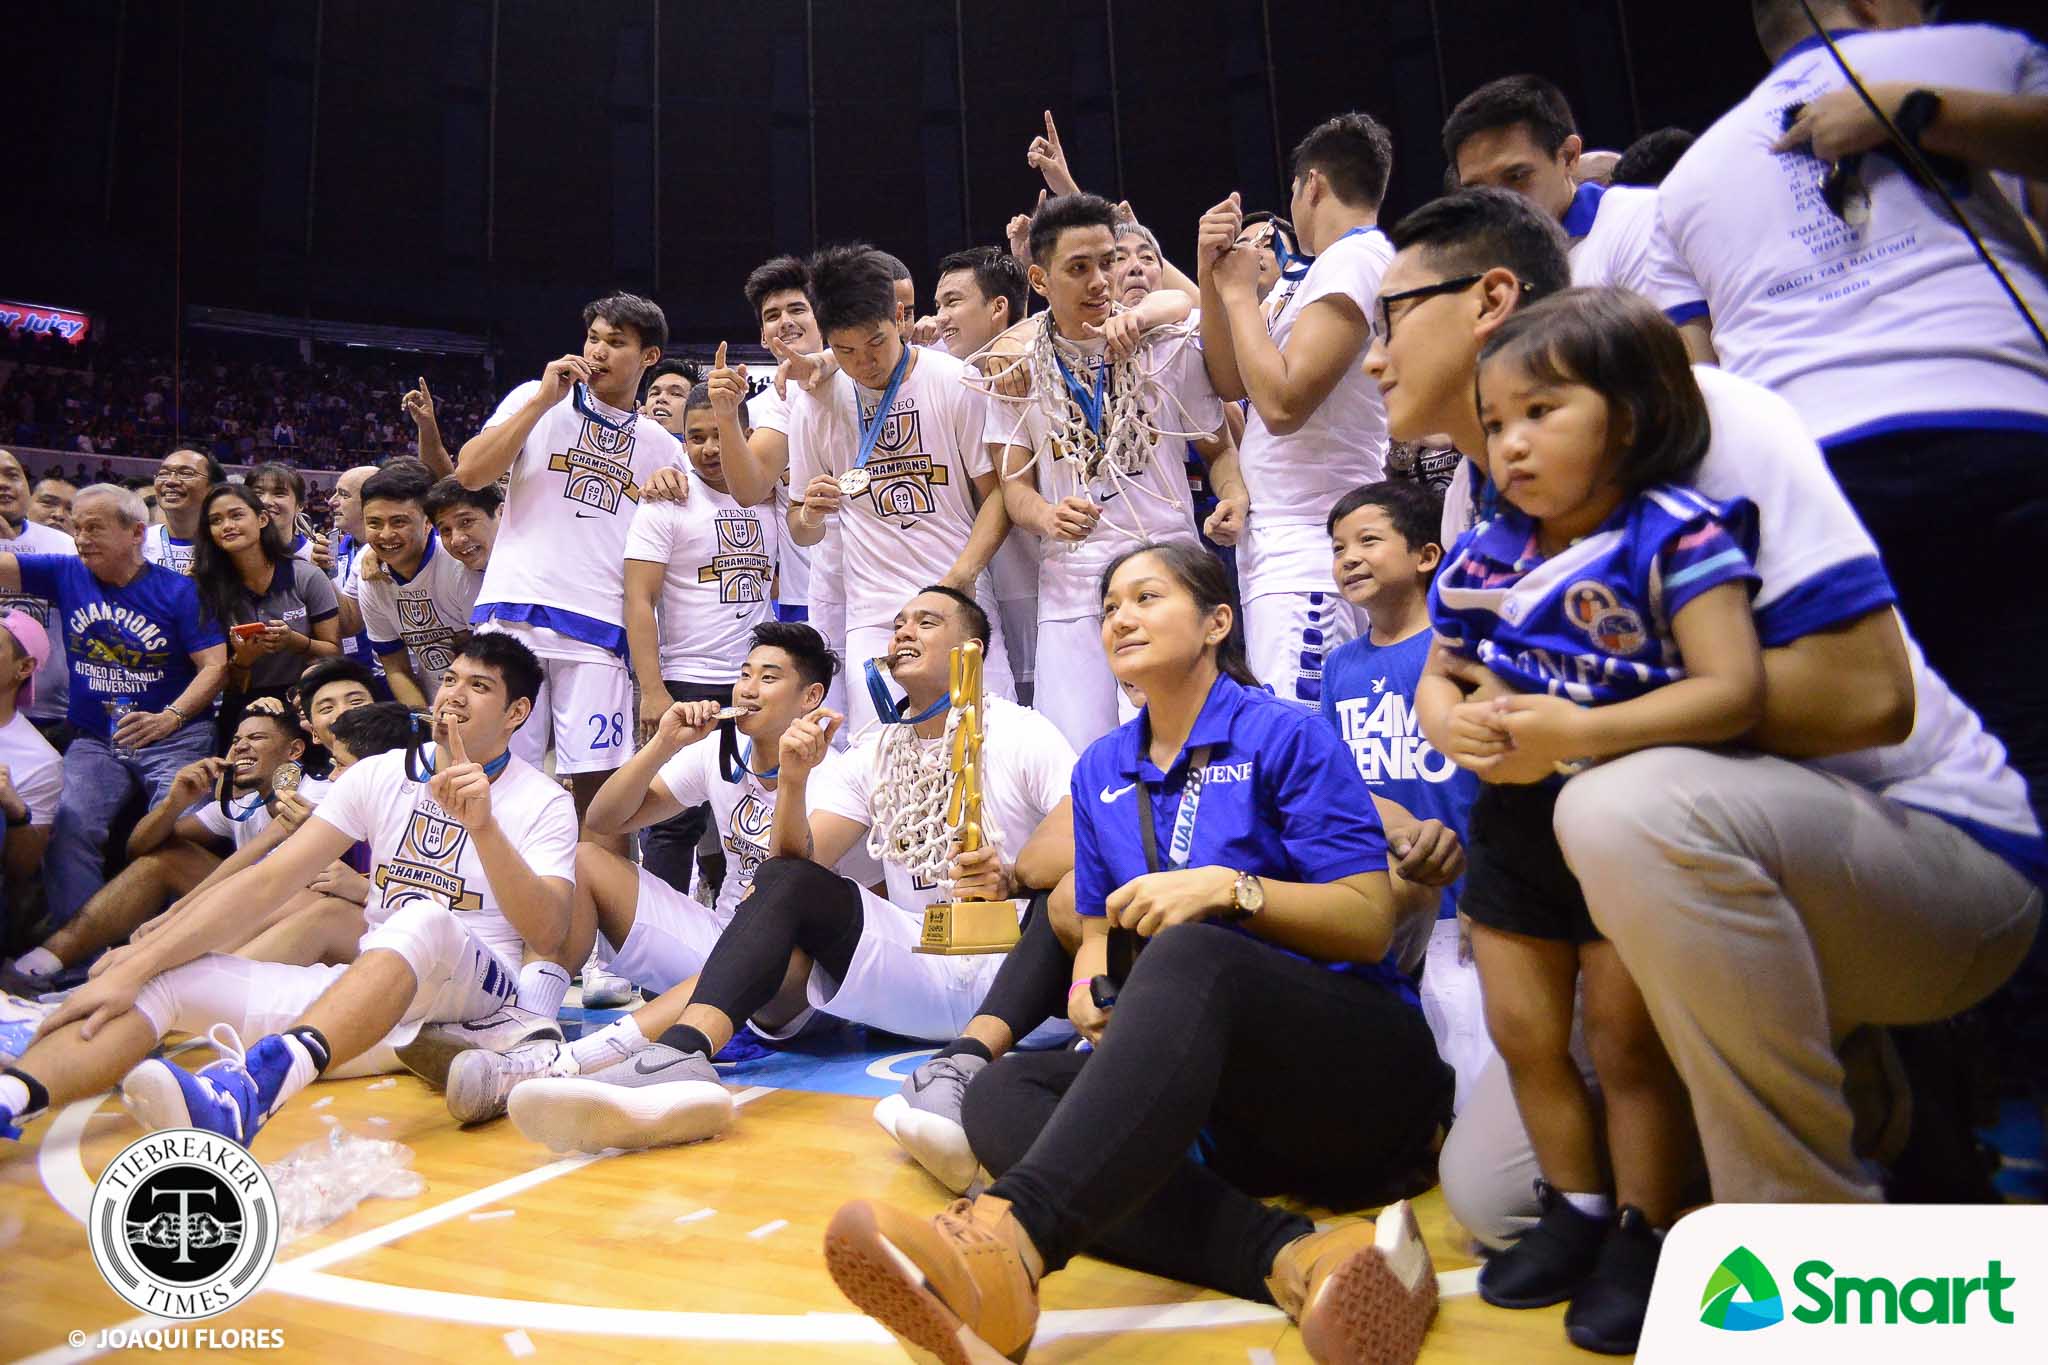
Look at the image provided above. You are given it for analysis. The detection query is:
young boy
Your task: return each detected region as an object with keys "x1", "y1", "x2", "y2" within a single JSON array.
[{"x1": 1320, "y1": 480, "x2": 1489, "y2": 1112}]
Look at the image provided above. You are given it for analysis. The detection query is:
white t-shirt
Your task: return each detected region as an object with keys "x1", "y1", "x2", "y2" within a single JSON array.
[
  {"x1": 142, "y1": 525, "x2": 198, "y2": 576},
  {"x1": 654, "y1": 735, "x2": 780, "y2": 923},
  {"x1": 0, "y1": 710, "x2": 62, "y2": 828},
  {"x1": 989, "y1": 325, "x2": 1224, "y2": 621},
  {"x1": 0, "y1": 518, "x2": 76, "y2": 721},
  {"x1": 1236, "y1": 226, "x2": 1395, "y2": 594},
  {"x1": 358, "y1": 535, "x2": 482, "y2": 685},
  {"x1": 788, "y1": 348, "x2": 994, "y2": 632},
  {"x1": 192, "y1": 774, "x2": 333, "y2": 852},
  {"x1": 1569, "y1": 184, "x2": 1709, "y2": 322},
  {"x1": 473, "y1": 379, "x2": 687, "y2": 658},
  {"x1": 1650, "y1": 24, "x2": 2048, "y2": 443},
  {"x1": 623, "y1": 471, "x2": 778, "y2": 683},
  {"x1": 808, "y1": 696, "x2": 1076, "y2": 916},
  {"x1": 750, "y1": 387, "x2": 814, "y2": 613},
  {"x1": 311, "y1": 748, "x2": 579, "y2": 969}
]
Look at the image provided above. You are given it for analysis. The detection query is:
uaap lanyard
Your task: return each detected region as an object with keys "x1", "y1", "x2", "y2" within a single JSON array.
[
  {"x1": 718, "y1": 719, "x2": 779, "y2": 785},
  {"x1": 1108, "y1": 743, "x2": 1214, "y2": 983},
  {"x1": 573, "y1": 382, "x2": 636, "y2": 435},
  {"x1": 1053, "y1": 351, "x2": 1107, "y2": 436},
  {"x1": 403, "y1": 712, "x2": 512, "y2": 784},
  {"x1": 863, "y1": 658, "x2": 949, "y2": 727},
  {"x1": 840, "y1": 344, "x2": 912, "y2": 497}
]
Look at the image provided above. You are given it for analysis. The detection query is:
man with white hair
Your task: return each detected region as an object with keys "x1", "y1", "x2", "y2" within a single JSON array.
[{"x1": 0, "y1": 484, "x2": 226, "y2": 927}]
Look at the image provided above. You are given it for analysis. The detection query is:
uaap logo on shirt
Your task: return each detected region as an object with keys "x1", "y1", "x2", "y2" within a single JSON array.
[
  {"x1": 725, "y1": 790, "x2": 774, "y2": 891},
  {"x1": 1564, "y1": 580, "x2": 1648, "y2": 656},
  {"x1": 698, "y1": 513, "x2": 773, "y2": 604},
  {"x1": 374, "y1": 800, "x2": 484, "y2": 913},
  {"x1": 397, "y1": 596, "x2": 458, "y2": 673},
  {"x1": 548, "y1": 418, "x2": 644, "y2": 516},
  {"x1": 849, "y1": 406, "x2": 949, "y2": 522}
]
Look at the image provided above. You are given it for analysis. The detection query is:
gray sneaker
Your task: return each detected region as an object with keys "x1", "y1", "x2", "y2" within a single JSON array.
[
  {"x1": 444, "y1": 1037, "x2": 577, "y2": 1124},
  {"x1": 395, "y1": 1006, "x2": 563, "y2": 1091},
  {"x1": 506, "y1": 1043, "x2": 733, "y2": 1153},
  {"x1": 872, "y1": 1053, "x2": 986, "y2": 1194}
]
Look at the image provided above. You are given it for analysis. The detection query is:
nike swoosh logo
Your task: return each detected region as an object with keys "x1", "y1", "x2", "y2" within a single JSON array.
[
  {"x1": 634, "y1": 1054, "x2": 691, "y2": 1075},
  {"x1": 576, "y1": 512, "x2": 599, "y2": 519},
  {"x1": 1099, "y1": 782, "x2": 1135, "y2": 804}
]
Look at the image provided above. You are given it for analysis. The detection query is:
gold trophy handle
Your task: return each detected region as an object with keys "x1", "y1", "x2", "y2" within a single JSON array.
[{"x1": 918, "y1": 639, "x2": 1015, "y2": 954}]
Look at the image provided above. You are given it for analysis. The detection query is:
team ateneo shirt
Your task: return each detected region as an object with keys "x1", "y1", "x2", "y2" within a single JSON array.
[
  {"x1": 1430, "y1": 486, "x2": 1760, "y2": 704},
  {"x1": 623, "y1": 470, "x2": 778, "y2": 684},
  {"x1": 359, "y1": 534, "x2": 481, "y2": 684},
  {"x1": 1649, "y1": 24, "x2": 2048, "y2": 443},
  {"x1": 808, "y1": 696, "x2": 1075, "y2": 916},
  {"x1": 472, "y1": 380, "x2": 687, "y2": 656},
  {"x1": 1566, "y1": 184, "x2": 1709, "y2": 325},
  {"x1": 14, "y1": 555, "x2": 223, "y2": 739},
  {"x1": 988, "y1": 326, "x2": 1225, "y2": 621},
  {"x1": 0, "y1": 518, "x2": 76, "y2": 720},
  {"x1": 787, "y1": 348, "x2": 993, "y2": 632},
  {"x1": 1236, "y1": 227, "x2": 1395, "y2": 594},
  {"x1": 310, "y1": 747, "x2": 579, "y2": 969},
  {"x1": 654, "y1": 735, "x2": 781, "y2": 923},
  {"x1": 142, "y1": 525, "x2": 198, "y2": 576}
]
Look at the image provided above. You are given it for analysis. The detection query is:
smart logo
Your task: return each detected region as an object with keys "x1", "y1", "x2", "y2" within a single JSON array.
[
  {"x1": 1701, "y1": 1246, "x2": 1785, "y2": 1332},
  {"x1": 1701, "y1": 1245, "x2": 2018, "y2": 1331}
]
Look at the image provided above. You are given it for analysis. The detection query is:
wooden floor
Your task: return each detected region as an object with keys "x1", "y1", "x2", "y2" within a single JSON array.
[{"x1": 0, "y1": 1037, "x2": 1607, "y2": 1365}]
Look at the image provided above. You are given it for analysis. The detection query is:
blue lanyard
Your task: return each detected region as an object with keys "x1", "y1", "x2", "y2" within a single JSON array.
[
  {"x1": 1134, "y1": 744, "x2": 1214, "y2": 874},
  {"x1": 719, "y1": 720, "x2": 780, "y2": 784},
  {"x1": 863, "y1": 657, "x2": 949, "y2": 726},
  {"x1": 852, "y1": 345, "x2": 912, "y2": 475},
  {"x1": 1274, "y1": 224, "x2": 1372, "y2": 282},
  {"x1": 1054, "y1": 352, "x2": 1107, "y2": 435},
  {"x1": 222, "y1": 792, "x2": 267, "y2": 824},
  {"x1": 573, "y1": 382, "x2": 635, "y2": 435},
  {"x1": 407, "y1": 738, "x2": 513, "y2": 784}
]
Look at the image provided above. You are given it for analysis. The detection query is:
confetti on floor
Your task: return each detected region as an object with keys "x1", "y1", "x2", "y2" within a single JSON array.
[
  {"x1": 502, "y1": 1328, "x2": 535, "y2": 1358},
  {"x1": 674, "y1": 1208, "x2": 716, "y2": 1225},
  {"x1": 468, "y1": 1209, "x2": 516, "y2": 1222},
  {"x1": 747, "y1": 1218, "x2": 789, "y2": 1240},
  {"x1": 310, "y1": 1096, "x2": 333, "y2": 1110},
  {"x1": 367, "y1": 1078, "x2": 397, "y2": 1091}
]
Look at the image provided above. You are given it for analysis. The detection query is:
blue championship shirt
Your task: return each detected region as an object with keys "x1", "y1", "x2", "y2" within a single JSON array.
[
  {"x1": 1429, "y1": 484, "x2": 1759, "y2": 705},
  {"x1": 15, "y1": 555, "x2": 224, "y2": 738},
  {"x1": 1073, "y1": 671, "x2": 1408, "y2": 988}
]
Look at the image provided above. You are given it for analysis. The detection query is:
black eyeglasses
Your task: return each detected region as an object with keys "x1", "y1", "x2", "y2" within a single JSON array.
[{"x1": 1374, "y1": 274, "x2": 1486, "y2": 340}]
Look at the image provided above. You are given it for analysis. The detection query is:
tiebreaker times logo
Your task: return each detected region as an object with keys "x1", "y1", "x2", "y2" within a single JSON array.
[{"x1": 86, "y1": 1129, "x2": 282, "y2": 1320}]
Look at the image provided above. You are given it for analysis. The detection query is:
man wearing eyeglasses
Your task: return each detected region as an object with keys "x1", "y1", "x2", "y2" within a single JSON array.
[
  {"x1": 1197, "y1": 112, "x2": 1397, "y2": 706},
  {"x1": 141, "y1": 448, "x2": 223, "y2": 576}
]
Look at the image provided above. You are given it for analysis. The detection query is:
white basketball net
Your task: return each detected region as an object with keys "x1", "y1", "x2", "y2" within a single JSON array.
[
  {"x1": 865, "y1": 712, "x2": 1006, "y2": 897},
  {"x1": 965, "y1": 309, "x2": 1215, "y2": 545}
]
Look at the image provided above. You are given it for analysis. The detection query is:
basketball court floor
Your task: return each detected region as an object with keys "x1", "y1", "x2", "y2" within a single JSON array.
[{"x1": 2, "y1": 1008, "x2": 1600, "y2": 1364}]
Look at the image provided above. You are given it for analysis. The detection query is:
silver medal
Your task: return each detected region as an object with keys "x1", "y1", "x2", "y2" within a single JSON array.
[
  {"x1": 838, "y1": 467, "x2": 872, "y2": 497},
  {"x1": 272, "y1": 761, "x2": 303, "y2": 798}
]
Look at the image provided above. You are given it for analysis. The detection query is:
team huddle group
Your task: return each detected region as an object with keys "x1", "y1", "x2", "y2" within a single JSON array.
[{"x1": 3, "y1": 5, "x2": 2048, "y2": 1360}]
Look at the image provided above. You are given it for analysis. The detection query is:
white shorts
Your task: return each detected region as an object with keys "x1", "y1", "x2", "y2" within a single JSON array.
[
  {"x1": 1032, "y1": 614, "x2": 1137, "y2": 755},
  {"x1": 479, "y1": 619, "x2": 633, "y2": 774},
  {"x1": 606, "y1": 865, "x2": 730, "y2": 994},
  {"x1": 801, "y1": 882, "x2": 1018, "y2": 1042},
  {"x1": 843, "y1": 617, "x2": 1016, "y2": 736},
  {"x1": 1243, "y1": 588, "x2": 1361, "y2": 707},
  {"x1": 1418, "y1": 917, "x2": 1497, "y2": 1117}
]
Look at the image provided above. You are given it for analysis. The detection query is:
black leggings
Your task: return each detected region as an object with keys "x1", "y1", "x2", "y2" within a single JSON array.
[
  {"x1": 964, "y1": 891, "x2": 1068, "y2": 1043},
  {"x1": 690, "y1": 857, "x2": 865, "y2": 1024},
  {"x1": 968, "y1": 923, "x2": 1452, "y2": 1302}
]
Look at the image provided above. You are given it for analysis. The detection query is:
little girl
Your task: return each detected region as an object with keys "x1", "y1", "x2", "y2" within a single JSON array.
[{"x1": 1416, "y1": 286, "x2": 1762, "y2": 1356}]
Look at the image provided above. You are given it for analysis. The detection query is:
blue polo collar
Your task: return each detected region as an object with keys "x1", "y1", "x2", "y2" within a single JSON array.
[
  {"x1": 387, "y1": 532, "x2": 438, "y2": 586},
  {"x1": 1561, "y1": 180, "x2": 1606, "y2": 241},
  {"x1": 1115, "y1": 672, "x2": 1248, "y2": 780}
]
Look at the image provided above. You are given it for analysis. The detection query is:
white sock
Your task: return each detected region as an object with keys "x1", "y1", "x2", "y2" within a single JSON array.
[
  {"x1": 567, "y1": 1016, "x2": 650, "y2": 1071},
  {"x1": 1560, "y1": 1190, "x2": 1613, "y2": 1219},
  {"x1": 517, "y1": 961, "x2": 571, "y2": 1018},
  {"x1": 271, "y1": 1034, "x2": 321, "y2": 1111},
  {"x1": 0, "y1": 1075, "x2": 31, "y2": 1117},
  {"x1": 16, "y1": 947, "x2": 61, "y2": 977}
]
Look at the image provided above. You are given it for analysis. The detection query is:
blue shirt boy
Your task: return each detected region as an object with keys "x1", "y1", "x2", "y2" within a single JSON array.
[{"x1": 14, "y1": 555, "x2": 224, "y2": 739}]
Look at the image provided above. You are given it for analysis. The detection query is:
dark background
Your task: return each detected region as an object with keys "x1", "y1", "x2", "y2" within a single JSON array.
[{"x1": 4, "y1": 0, "x2": 2038, "y2": 376}]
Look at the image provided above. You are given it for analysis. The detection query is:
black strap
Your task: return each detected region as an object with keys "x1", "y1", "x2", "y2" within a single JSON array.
[{"x1": 1110, "y1": 744, "x2": 1211, "y2": 984}]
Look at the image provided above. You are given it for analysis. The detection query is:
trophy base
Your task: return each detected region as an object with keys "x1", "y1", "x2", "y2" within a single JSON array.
[{"x1": 915, "y1": 899, "x2": 1021, "y2": 955}]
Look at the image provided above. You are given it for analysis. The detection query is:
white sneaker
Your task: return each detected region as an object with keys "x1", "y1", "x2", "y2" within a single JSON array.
[
  {"x1": 579, "y1": 967, "x2": 638, "y2": 1009},
  {"x1": 872, "y1": 1053, "x2": 986, "y2": 1194},
  {"x1": 395, "y1": 1006, "x2": 563, "y2": 1091},
  {"x1": 507, "y1": 1044, "x2": 732, "y2": 1153},
  {"x1": 445, "y1": 1038, "x2": 578, "y2": 1124}
]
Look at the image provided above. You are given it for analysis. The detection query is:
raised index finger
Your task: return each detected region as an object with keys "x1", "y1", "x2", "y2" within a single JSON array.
[
  {"x1": 1044, "y1": 109, "x2": 1059, "y2": 146},
  {"x1": 714, "y1": 341, "x2": 728, "y2": 369},
  {"x1": 444, "y1": 708, "x2": 470, "y2": 767}
]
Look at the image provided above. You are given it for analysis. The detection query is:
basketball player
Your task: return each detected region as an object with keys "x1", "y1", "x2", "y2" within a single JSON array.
[
  {"x1": 1198, "y1": 113, "x2": 1398, "y2": 704},
  {"x1": 785, "y1": 246, "x2": 1016, "y2": 732},
  {"x1": 141, "y1": 448, "x2": 223, "y2": 575},
  {"x1": 354, "y1": 461, "x2": 480, "y2": 710},
  {"x1": 501, "y1": 587, "x2": 1074, "y2": 1154},
  {"x1": 0, "y1": 634, "x2": 581, "y2": 1144},
  {"x1": 988, "y1": 193, "x2": 1246, "y2": 751}
]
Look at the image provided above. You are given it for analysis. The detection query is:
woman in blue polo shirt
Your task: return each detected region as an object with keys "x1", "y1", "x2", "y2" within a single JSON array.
[{"x1": 826, "y1": 541, "x2": 1453, "y2": 1365}]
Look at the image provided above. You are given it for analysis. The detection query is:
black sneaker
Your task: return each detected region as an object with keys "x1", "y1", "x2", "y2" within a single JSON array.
[
  {"x1": 1564, "y1": 1206, "x2": 1663, "y2": 1355},
  {"x1": 1476, "y1": 1180, "x2": 1608, "y2": 1309}
]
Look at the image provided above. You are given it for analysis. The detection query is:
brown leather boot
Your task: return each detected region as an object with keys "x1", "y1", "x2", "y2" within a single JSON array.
[
  {"x1": 1268, "y1": 1199, "x2": 1439, "y2": 1365},
  {"x1": 825, "y1": 1194, "x2": 1041, "y2": 1364}
]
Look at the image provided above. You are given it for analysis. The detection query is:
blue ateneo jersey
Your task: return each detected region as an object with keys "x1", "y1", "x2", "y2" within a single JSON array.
[
  {"x1": 1323, "y1": 630, "x2": 1480, "y2": 923},
  {"x1": 1430, "y1": 485, "x2": 1759, "y2": 705},
  {"x1": 14, "y1": 555, "x2": 224, "y2": 738},
  {"x1": 1073, "y1": 671, "x2": 1409, "y2": 989}
]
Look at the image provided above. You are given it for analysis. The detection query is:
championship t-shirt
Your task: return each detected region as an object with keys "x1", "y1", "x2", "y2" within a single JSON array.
[
  {"x1": 14, "y1": 555, "x2": 224, "y2": 738},
  {"x1": 654, "y1": 735, "x2": 781, "y2": 923},
  {"x1": 623, "y1": 470, "x2": 777, "y2": 683},
  {"x1": 310, "y1": 748, "x2": 579, "y2": 969},
  {"x1": 751, "y1": 386, "x2": 816, "y2": 615},
  {"x1": 358, "y1": 535, "x2": 481, "y2": 685},
  {"x1": 472, "y1": 379, "x2": 688, "y2": 657}
]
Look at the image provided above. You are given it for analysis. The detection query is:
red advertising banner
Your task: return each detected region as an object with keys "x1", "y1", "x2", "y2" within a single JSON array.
[{"x1": 0, "y1": 298, "x2": 91, "y2": 344}]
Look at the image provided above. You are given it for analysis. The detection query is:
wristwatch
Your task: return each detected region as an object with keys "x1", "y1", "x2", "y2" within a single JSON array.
[
  {"x1": 1894, "y1": 88, "x2": 1942, "y2": 153},
  {"x1": 1223, "y1": 869, "x2": 1265, "y2": 922}
]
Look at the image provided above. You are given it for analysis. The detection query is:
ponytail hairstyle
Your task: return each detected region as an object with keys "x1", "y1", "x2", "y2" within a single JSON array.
[{"x1": 1097, "y1": 541, "x2": 1259, "y2": 688}]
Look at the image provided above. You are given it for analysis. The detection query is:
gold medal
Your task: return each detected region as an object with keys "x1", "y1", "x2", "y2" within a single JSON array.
[{"x1": 838, "y1": 467, "x2": 872, "y2": 497}]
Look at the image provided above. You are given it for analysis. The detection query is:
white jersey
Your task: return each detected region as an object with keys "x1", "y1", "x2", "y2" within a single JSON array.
[
  {"x1": 808, "y1": 696, "x2": 1075, "y2": 916},
  {"x1": 473, "y1": 379, "x2": 687, "y2": 658},
  {"x1": 990, "y1": 326, "x2": 1224, "y2": 621},
  {"x1": 788, "y1": 348, "x2": 993, "y2": 632},
  {"x1": 0, "y1": 711, "x2": 61, "y2": 828},
  {"x1": 1568, "y1": 184, "x2": 1709, "y2": 323},
  {"x1": 1650, "y1": 24, "x2": 2048, "y2": 443},
  {"x1": 311, "y1": 748, "x2": 579, "y2": 970},
  {"x1": 1236, "y1": 225, "x2": 1395, "y2": 594},
  {"x1": 654, "y1": 735, "x2": 780, "y2": 923},
  {"x1": 750, "y1": 387, "x2": 814, "y2": 613},
  {"x1": 142, "y1": 524, "x2": 199, "y2": 576},
  {"x1": 0, "y1": 518, "x2": 76, "y2": 721},
  {"x1": 358, "y1": 534, "x2": 482, "y2": 683},
  {"x1": 192, "y1": 774, "x2": 334, "y2": 852},
  {"x1": 623, "y1": 470, "x2": 777, "y2": 683}
]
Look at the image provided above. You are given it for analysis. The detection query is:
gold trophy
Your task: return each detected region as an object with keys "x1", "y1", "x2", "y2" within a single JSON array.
[{"x1": 916, "y1": 640, "x2": 1020, "y2": 955}]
